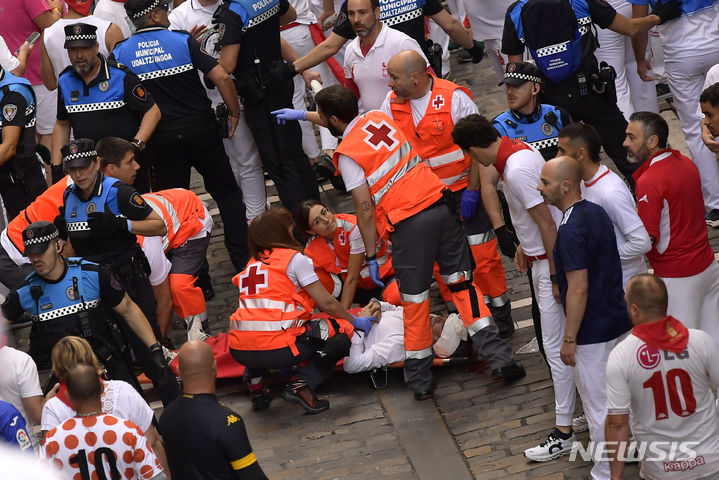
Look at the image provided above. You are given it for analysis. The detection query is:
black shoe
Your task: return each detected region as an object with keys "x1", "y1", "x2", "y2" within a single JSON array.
[
  {"x1": 414, "y1": 381, "x2": 436, "y2": 401},
  {"x1": 492, "y1": 362, "x2": 526, "y2": 381},
  {"x1": 329, "y1": 172, "x2": 347, "y2": 192},
  {"x1": 280, "y1": 377, "x2": 329, "y2": 414},
  {"x1": 448, "y1": 40, "x2": 463, "y2": 53},
  {"x1": 496, "y1": 317, "x2": 516, "y2": 339},
  {"x1": 706, "y1": 209, "x2": 719, "y2": 228},
  {"x1": 249, "y1": 385, "x2": 273, "y2": 411},
  {"x1": 194, "y1": 275, "x2": 216, "y2": 301},
  {"x1": 312, "y1": 153, "x2": 336, "y2": 181},
  {"x1": 456, "y1": 49, "x2": 473, "y2": 63}
]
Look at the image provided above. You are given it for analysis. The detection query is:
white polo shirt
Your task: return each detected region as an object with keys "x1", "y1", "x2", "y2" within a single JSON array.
[
  {"x1": 343, "y1": 23, "x2": 427, "y2": 111},
  {"x1": 379, "y1": 87, "x2": 479, "y2": 126},
  {"x1": 581, "y1": 164, "x2": 650, "y2": 288}
]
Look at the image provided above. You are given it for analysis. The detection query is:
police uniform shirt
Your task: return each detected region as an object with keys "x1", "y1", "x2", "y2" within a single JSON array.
[
  {"x1": 492, "y1": 104, "x2": 572, "y2": 160},
  {"x1": 501, "y1": 0, "x2": 617, "y2": 74},
  {"x1": 332, "y1": 0, "x2": 443, "y2": 47},
  {"x1": 159, "y1": 393, "x2": 268, "y2": 480},
  {"x1": 217, "y1": 0, "x2": 291, "y2": 73},
  {"x1": 56, "y1": 54, "x2": 156, "y2": 142},
  {"x1": 0, "y1": 71, "x2": 36, "y2": 160},
  {"x1": 111, "y1": 29, "x2": 217, "y2": 122},
  {"x1": 552, "y1": 199, "x2": 631, "y2": 344}
]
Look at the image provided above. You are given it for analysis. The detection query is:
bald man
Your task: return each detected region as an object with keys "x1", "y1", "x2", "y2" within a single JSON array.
[
  {"x1": 606, "y1": 274, "x2": 719, "y2": 480},
  {"x1": 538, "y1": 157, "x2": 631, "y2": 480},
  {"x1": 379, "y1": 50, "x2": 514, "y2": 338},
  {"x1": 159, "y1": 342, "x2": 267, "y2": 480}
]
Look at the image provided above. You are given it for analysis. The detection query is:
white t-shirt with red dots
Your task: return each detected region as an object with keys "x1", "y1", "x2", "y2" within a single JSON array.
[{"x1": 40, "y1": 413, "x2": 163, "y2": 480}]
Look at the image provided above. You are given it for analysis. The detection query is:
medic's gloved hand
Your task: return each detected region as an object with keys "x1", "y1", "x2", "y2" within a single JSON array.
[
  {"x1": 367, "y1": 259, "x2": 385, "y2": 288},
  {"x1": 271, "y1": 108, "x2": 307, "y2": 125},
  {"x1": 468, "y1": 40, "x2": 485, "y2": 64},
  {"x1": 87, "y1": 212, "x2": 129, "y2": 235},
  {"x1": 494, "y1": 225, "x2": 519, "y2": 258},
  {"x1": 351, "y1": 315, "x2": 377, "y2": 335},
  {"x1": 460, "y1": 189, "x2": 480, "y2": 220},
  {"x1": 650, "y1": 0, "x2": 682, "y2": 24}
]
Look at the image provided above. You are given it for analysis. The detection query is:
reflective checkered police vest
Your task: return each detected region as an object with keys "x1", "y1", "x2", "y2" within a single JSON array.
[
  {"x1": 493, "y1": 104, "x2": 564, "y2": 161},
  {"x1": 58, "y1": 57, "x2": 127, "y2": 116},
  {"x1": 377, "y1": 0, "x2": 427, "y2": 27},
  {"x1": 0, "y1": 70, "x2": 36, "y2": 130},
  {"x1": 112, "y1": 27, "x2": 194, "y2": 81},
  {"x1": 227, "y1": 0, "x2": 281, "y2": 30}
]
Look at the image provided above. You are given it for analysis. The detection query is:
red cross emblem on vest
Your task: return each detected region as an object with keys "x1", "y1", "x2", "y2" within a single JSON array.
[
  {"x1": 432, "y1": 95, "x2": 445, "y2": 110},
  {"x1": 239, "y1": 263, "x2": 268, "y2": 296},
  {"x1": 362, "y1": 120, "x2": 399, "y2": 151}
]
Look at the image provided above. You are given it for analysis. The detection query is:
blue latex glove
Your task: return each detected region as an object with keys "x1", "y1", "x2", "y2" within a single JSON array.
[
  {"x1": 351, "y1": 315, "x2": 377, "y2": 335},
  {"x1": 460, "y1": 189, "x2": 480, "y2": 220},
  {"x1": 271, "y1": 108, "x2": 307, "y2": 124},
  {"x1": 367, "y1": 259, "x2": 385, "y2": 288}
]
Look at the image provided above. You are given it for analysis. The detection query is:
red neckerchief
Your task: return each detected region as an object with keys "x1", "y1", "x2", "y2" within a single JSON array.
[
  {"x1": 633, "y1": 315, "x2": 689, "y2": 354},
  {"x1": 494, "y1": 137, "x2": 532, "y2": 179},
  {"x1": 631, "y1": 148, "x2": 676, "y2": 182},
  {"x1": 56, "y1": 382, "x2": 74, "y2": 409},
  {"x1": 584, "y1": 167, "x2": 610, "y2": 187}
]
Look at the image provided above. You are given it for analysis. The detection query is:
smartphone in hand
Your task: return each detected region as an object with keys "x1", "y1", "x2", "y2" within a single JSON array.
[{"x1": 15, "y1": 32, "x2": 40, "y2": 56}]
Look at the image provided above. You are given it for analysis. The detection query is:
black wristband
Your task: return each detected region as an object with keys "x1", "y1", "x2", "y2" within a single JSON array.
[
  {"x1": 148, "y1": 342, "x2": 162, "y2": 352},
  {"x1": 550, "y1": 274, "x2": 558, "y2": 284},
  {"x1": 365, "y1": 254, "x2": 376, "y2": 262}
]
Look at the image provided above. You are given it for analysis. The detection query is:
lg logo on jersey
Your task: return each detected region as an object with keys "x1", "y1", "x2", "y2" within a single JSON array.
[{"x1": 637, "y1": 344, "x2": 689, "y2": 369}]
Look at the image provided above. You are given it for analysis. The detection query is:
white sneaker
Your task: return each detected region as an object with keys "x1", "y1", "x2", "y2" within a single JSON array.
[
  {"x1": 572, "y1": 414, "x2": 589, "y2": 433},
  {"x1": 186, "y1": 314, "x2": 209, "y2": 342},
  {"x1": 524, "y1": 431, "x2": 575, "y2": 462}
]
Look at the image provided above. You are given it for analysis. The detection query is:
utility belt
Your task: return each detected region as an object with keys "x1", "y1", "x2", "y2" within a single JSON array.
[
  {"x1": 556, "y1": 62, "x2": 616, "y2": 103},
  {"x1": 233, "y1": 58, "x2": 290, "y2": 107},
  {"x1": 154, "y1": 111, "x2": 216, "y2": 134},
  {"x1": 0, "y1": 155, "x2": 40, "y2": 190},
  {"x1": 87, "y1": 245, "x2": 150, "y2": 283}
]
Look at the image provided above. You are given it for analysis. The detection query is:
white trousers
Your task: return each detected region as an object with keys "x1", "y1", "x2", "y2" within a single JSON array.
[
  {"x1": 532, "y1": 259, "x2": 576, "y2": 426},
  {"x1": 661, "y1": 260, "x2": 719, "y2": 343},
  {"x1": 665, "y1": 50, "x2": 719, "y2": 210},
  {"x1": 575, "y1": 336, "x2": 623, "y2": 480},
  {"x1": 281, "y1": 23, "x2": 338, "y2": 156},
  {"x1": 594, "y1": 2, "x2": 658, "y2": 120}
]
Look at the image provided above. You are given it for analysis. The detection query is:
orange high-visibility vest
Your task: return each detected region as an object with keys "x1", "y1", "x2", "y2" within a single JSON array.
[
  {"x1": 304, "y1": 213, "x2": 393, "y2": 290},
  {"x1": 141, "y1": 189, "x2": 205, "y2": 252},
  {"x1": 228, "y1": 248, "x2": 316, "y2": 355},
  {"x1": 332, "y1": 111, "x2": 446, "y2": 239},
  {"x1": 389, "y1": 78, "x2": 471, "y2": 192},
  {"x1": 7, "y1": 176, "x2": 70, "y2": 254}
]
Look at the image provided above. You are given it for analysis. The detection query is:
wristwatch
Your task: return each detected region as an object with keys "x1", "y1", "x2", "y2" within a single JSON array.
[{"x1": 131, "y1": 138, "x2": 146, "y2": 152}]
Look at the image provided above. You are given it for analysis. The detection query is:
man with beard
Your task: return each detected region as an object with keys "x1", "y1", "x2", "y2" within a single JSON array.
[
  {"x1": 623, "y1": 111, "x2": 719, "y2": 343},
  {"x1": 51, "y1": 23, "x2": 161, "y2": 191}
]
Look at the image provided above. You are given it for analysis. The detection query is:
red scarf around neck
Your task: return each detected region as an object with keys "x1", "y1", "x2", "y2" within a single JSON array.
[{"x1": 632, "y1": 315, "x2": 689, "y2": 354}]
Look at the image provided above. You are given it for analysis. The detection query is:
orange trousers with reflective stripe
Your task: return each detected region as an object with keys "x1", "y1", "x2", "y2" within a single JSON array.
[
  {"x1": 170, "y1": 273, "x2": 206, "y2": 318},
  {"x1": 434, "y1": 239, "x2": 507, "y2": 303}
]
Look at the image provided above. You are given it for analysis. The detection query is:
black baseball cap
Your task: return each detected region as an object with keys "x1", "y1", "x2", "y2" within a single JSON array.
[
  {"x1": 62, "y1": 139, "x2": 97, "y2": 170},
  {"x1": 124, "y1": 0, "x2": 171, "y2": 20},
  {"x1": 64, "y1": 23, "x2": 98, "y2": 49},
  {"x1": 500, "y1": 62, "x2": 544, "y2": 86},
  {"x1": 23, "y1": 221, "x2": 59, "y2": 256}
]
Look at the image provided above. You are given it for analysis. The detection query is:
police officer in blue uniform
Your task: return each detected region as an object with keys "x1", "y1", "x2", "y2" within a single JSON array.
[
  {"x1": 501, "y1": 0, "x2": 681, "y2": 188},
  {"x1": 52, "y1": 23, "x2": 161, "y2": 193},
  {"x1": 112, "y1": 0, "x2": 250, "y2": 272},
  {"x1": 215, "y1": 0, "x2": 320, "y2": 215},
  {"x1": 493, "y1": 62, "x2": 571, "y2": 161},
  {"x1": 1, "y1": 221, "x2": 177, "y2": 405},
  {"x1": 56, "y1": 139, "x2": 180, "y2": 405},
  {"x1": 0, "y1": 66, "x2": 46, "y2": 220}
]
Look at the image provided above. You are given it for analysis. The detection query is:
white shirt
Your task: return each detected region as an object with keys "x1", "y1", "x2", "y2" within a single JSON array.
[
  {"x1": 379, "y1": 87, "x2": 479, "y2": 126},
  {"x1": 93, "y1": 0, "x2": 133, "y2": 38},
  {"x1": 0, "y1": 35, "x2": 19, "y2": 72},
  {"x1": 581, "y1": 164, "x2": 650, "y2": 288},
  {"x1": 287, "y1": 252, "x2": 320, "y2": 289},
  {"x1": 343, "y1": 24, "x2": 428, "y2": 111},
  {"x1": 466, "y1": 0, "x2": 515, "y2": 41},
  {"x1": 337, "y1": 115, "x2": 370, "y2": 191},
  {"x1": 43, "y1": 17, "x2": 112, "y2": 79},
  {"x1": 703, "y1": 63, "x2": 719, "y2": 90},
  {"x1": 141, "y1": 235, "x2": 171, "y2": 287},
  {"x1": 41, "y1": 380, "x2": 154, "y2": 433},
  {"x1": 606, "y1": 330, "x2": 719, "y2": 480},
  {"x1": 502, "y1": 148, "x2": 561, "y2": 256},
  {"x1": 0, "y1": 346, "x2": 42, "y2": 444},
  {"x1": 288, "y1": 0, "x2": 318, "y2": 24},
  {"x1": 655, "y1": 2, "x2": 719, "y2": 59}
]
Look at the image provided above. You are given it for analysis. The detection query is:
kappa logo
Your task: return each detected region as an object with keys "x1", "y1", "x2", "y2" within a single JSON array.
[
  {"x1": 361, "y1": 120, "x2": 399, "y2": 151},
  {"x1": 2, "y1": 104, "x2": 17, "y2": 122},
  {"x1": 227, "y1": 414, "x2": 240, "y2": 426},
  {"x1": 638, "y1": 194, "x2": 648, "y2": 203}
]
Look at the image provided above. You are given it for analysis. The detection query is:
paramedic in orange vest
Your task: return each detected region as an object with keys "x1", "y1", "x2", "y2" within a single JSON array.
[
  {"x1": 228, "y1": 208, "x2": 377, "y2": 414},
  {"x1": 295, "y1": 199, "x2": 401, "y2": 308},
  {"x1": 379, "y1": 50, "x2": 515, "y2": 339},
  {"x1": 0, "y1": 175, "x2": 72, "y2": 292},
  {"x1": 96, "y1": 137, "x2": 213, "y2": 342},
  {"x1": 272, "y1": 85, "x2": 525, "y2": 400}
]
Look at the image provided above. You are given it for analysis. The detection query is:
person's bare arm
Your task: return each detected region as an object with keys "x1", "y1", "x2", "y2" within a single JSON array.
[
  {"x1": 340, "y1": 253, "x2": 364, "y2": 309},
  {"x1": 281, "y1": 39, "x2": 321, "y2": 85},
  {"x1": 51, "y1": 119, "x2": 72, "y2": 167},
  {"x1": 130, "y1": 210, "x2": 167, "y2": 236},
  {"x1": 0, "y1": 126, "x2": 21, "y2": 166},
  {"x1": 11, "y1": 41, "x2": 33, "y2": 77},
  {"x1": 135, "y1": 104, "x2": 161, "y2": 143},
  {"x1": 303, "y1": 280, "x2": 354, "y2": 321},
  {"x1": 20, "y1": 395, "x2": 44, "y2": 425},
  {"x1": 206, "y1": 64, "x2": 241, "y2": 138},
  {"x1": 560, "y1": 268, "x2": 587, "y2": 367},
  {"x1": 152, "y1": 277, "x2": 173, "y2": 339},
  {"x1": 39, "y1": 39, "x2": 57, "y2": 90},
  {"x1": 112, "y1": 293, "x2": 158, "y2": 347},
  {"x1": 629, "y1": 4, "x2": 653, "y2": 81},
  {"x1": 607, "y1": 9, "x2": 661, "y2": 37},
  {"x1": 145, "y1": 425, "x2": 170, "y2": 478},
  {"x1": 218, "y1": 44, "x2": 240, "y2": 75},
  {"x1": 430, "y1": 9, "x2": 473, "y2": 49},
  {"x1": 527, "y1": 203, "x2": 558, "y2": 276},
  {"x1": 33, "y1": 11, "x2": 61, "y2": 30},
  {"x1": 318, "y1": 0, "x2": 336, "y2": 26},
  {"x1": 279, "y1": 5, "x2": 297, "y2": 25},
  {"x1": 507, "y1": 54, "x2": 523, "y2": 63},
  {"x1": 606, "y1": 413, "x2": 630, "y2": 480},
  {"x1": 479, "y1": 163, "x2": 504, "y2": 228},
  {"x1": 293, "y1": 33, "x2": 347, "y2": 73},
  {"x1": 105, "y1": 24, "x2": 125, "y2": 52},
  {"x1": 350, "y1": 183, "x2": 377, "y2": 258}
]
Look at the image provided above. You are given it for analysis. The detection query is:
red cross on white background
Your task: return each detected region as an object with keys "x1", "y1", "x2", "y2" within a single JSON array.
[
  {"x1": 362, "y1": 120, "x2": 398, "y2": 151},
  {"x1": 239, "y1": 263, "x2": 268, "y2": 296},
  {"x1": 432, "y1": 95, "x2": 445, "y2": 110}
]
